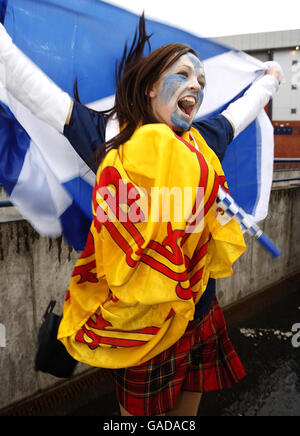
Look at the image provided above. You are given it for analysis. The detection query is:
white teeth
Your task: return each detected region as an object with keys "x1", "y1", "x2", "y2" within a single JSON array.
[{"x1": 179, "y1": 96, "x2": 196, "y2": 106}]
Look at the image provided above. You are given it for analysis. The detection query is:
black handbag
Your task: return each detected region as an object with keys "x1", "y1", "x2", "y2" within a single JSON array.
[{"x1": 35, "y1": 300, "x2": 78, "y2": 378}]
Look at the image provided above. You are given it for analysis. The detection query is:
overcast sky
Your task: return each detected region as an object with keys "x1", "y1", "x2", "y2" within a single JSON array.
[{"x1": 104, "y1": 0, "x2": 300, "y2": 38}]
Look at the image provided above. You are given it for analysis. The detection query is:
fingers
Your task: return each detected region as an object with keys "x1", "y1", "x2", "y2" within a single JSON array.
[{"x1": 264, "y1": 61, "x2": 285, "y2": 84}]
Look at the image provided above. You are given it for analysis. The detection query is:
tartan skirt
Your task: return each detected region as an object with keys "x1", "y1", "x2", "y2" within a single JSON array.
[{"x1": 111, "y1": 297, "x2": 246, "y2": 416}]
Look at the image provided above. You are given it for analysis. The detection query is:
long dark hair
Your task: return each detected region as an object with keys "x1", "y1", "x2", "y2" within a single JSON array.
[{"x1": 74, "y1": 13, "x2": 197, "y2": 170}]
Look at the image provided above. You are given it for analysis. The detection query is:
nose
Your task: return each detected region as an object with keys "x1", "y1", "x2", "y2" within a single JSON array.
[{"x1": 188, "y1": 75, "x2": 201, "y2": 93}]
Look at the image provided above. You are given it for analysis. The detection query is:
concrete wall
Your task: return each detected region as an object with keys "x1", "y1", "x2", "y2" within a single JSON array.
[
  {"x1": 217, "y1": 185, "x2": 300, "y2": 307},
  {"x1": 1, "y1": 184, "x2": 300, "y2": 411}
]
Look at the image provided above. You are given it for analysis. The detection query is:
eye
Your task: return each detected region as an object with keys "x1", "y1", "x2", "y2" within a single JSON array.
[
  {"x1": 177, "y1": 71, "x2": 188, "y2": 78},
  {"x1": 197, "y1": 80, "x2": 206, "y2": 90},
  {"x1": 198, "y1": 75, "x2": 206, "y2": 89}
]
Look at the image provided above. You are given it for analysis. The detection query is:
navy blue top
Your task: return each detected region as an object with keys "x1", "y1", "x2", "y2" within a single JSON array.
[{"x1": 63, "y1": 101, "x2": 234, "y2": 319}]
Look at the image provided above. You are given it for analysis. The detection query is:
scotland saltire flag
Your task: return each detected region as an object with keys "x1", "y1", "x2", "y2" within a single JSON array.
[{"x1": 0, "y1": 0, "x2": 273, "y2": 250}]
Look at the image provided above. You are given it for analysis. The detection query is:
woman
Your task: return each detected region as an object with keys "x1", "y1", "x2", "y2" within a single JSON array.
[{"x1": 0, "y1": 15, "x2": 281, "y2": 416}]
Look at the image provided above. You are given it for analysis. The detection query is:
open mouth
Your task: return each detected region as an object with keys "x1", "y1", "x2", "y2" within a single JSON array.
[{"x1": 177, "y1": 96, "x2": 197, "y2": 118}]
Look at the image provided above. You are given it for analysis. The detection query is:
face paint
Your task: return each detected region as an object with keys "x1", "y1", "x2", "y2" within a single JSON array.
[
  {"x1": 158, "y1": 74, "x2": 187, "y2": 102},
  {"x1": 186, "y1": 52, "x2": 203, "y2": 73},
  {"x1": 171, "y1": 88, "x2": 204, "y2": 131},
  {"x1": 149, "y1": 53, "x2": 206, "y2": 132}
]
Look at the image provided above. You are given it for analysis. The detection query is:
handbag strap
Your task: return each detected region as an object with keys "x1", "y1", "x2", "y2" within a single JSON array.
[{"x1": 43, "y1": 300, "x2": 56, "y2": 320}]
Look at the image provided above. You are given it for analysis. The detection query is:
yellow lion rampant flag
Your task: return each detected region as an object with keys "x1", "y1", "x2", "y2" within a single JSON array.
[{"x1": 58, "y1": 124, "x2": 246, "y2": 369}]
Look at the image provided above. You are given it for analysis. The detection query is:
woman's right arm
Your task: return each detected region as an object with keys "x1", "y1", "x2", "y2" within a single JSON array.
[{"x1": 0, "y1": 23, "x2": 73, "y2": 133}]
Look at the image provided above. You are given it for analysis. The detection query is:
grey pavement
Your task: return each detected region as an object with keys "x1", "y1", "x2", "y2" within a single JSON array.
[
  {"x1": 198, "y1": 287, "x2": 300, "y2": 416},
  {"x1": 1, "y1": 283, "x2": 299, "y2": 417}
]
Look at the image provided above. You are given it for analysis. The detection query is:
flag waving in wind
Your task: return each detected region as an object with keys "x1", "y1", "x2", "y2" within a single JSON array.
[{"x1": 0, "y1": 0, "x2": 274, "y2": 251}]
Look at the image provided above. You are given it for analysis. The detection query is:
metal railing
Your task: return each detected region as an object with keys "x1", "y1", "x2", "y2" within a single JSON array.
[
  {"x1": 0, "y1": 183, "x2": 13, "y2": 208},
  {"x1": 274, "y1": 158, "x2": 300, "y2": 163},
  {"x1": 0, "y1": 200, "x2": 13, "y2": 208},
  {"x1": 273, "y1": 177, "x2": 300, "y2": 183},
  {"x1": 1, "y1": 159, "x2": 300, "y2": 209},
  {"x1": 273, "y1": 159, "x2": 300, "y2": 183},
  {"x1": 273, "y1": 157, "x2": 300, "y2": 183}
]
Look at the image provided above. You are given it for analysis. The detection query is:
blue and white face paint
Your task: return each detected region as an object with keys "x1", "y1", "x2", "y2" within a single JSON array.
[{"x1": 149, "y1": 53, "x2": 205, "y2": 131}]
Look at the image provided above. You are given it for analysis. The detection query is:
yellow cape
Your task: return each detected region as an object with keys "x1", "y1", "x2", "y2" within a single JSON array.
[{"x1": 58, "y1": 124, "x2": 246, "y2": 368}]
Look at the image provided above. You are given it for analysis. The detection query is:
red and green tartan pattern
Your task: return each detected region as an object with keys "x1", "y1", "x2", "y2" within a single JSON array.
[{"x1": 112, "y1": 297, "x2": 246, "y2": 416}]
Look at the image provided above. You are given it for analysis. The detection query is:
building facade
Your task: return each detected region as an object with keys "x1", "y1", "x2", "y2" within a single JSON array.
[{"x1": 214, "y1": 29, "x2": 300, "y2": 158}]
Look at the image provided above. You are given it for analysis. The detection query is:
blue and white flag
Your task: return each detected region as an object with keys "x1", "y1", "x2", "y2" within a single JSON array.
[{"x1": 0, "y1": 0, "x2": 273, "y2": 250}]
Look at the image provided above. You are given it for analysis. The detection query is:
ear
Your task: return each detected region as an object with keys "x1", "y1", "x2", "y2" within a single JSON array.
[
  {"x1": 147, "y1": 81, "x2": 159, "y2": 99},
  {"x1": 149, "y1": 89, "x2": 157, "y2": 98}
]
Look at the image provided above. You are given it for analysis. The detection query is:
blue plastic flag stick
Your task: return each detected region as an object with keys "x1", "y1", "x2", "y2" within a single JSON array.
[{"x1": 217, "y1": 187, "x2": 281, "y2": 258}]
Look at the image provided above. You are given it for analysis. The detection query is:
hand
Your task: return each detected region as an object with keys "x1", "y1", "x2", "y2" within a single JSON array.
[{"x1": 264, "y1": 61, "x2": 284, "y2": 85}]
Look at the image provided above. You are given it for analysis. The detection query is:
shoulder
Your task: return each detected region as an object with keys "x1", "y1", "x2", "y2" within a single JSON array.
[
  {"x1": 131, "y1": 123, "x2": 175, "y2": 143},
  {"x1": 66, "y1": 100, "x2": 107, "y2": 133},
  {"x1": 129, "y1": 123, "x2": 193, "y2": 156},
  {"x1": 63, "y1": 100, "x2": 107, "y2": 167},
  {"x1": 192, "y1": 114, "x2": 234, "y2": 162},
  {"x1": 122, "y1": 124, "x2": 199, "y2": 180},
  {"x1": 193, "y1": 114, "x2": 233, "y2": 142}
]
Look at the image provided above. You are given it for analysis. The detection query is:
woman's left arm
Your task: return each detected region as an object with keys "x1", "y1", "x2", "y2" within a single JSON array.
[{"x1": 221, "y1": 62, "x2": 283, "y2": 138}]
